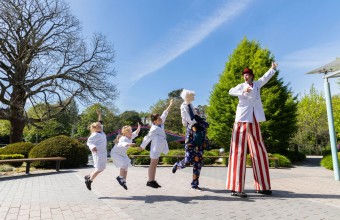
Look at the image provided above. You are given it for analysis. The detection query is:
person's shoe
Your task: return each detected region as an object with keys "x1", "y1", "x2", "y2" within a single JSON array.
[
  {"x1": 116, "y1": 176, "x2": 128, "y2": 190},
  {"x1": 153, "y1": 181, "x2": 161, "y2": 188},
  {"x1": 191, "y1": 186, "x2": 203, "y2": 191},
  {"x1": 172, "y1": 163, "x2": 178, "y2": 173},
  {"x1": 231, "y1": 190, "x2": 247, "y2": 198},
  {"x1": 146, "y1": 181, "x2": 159, "y2": 188},
  {"x1": 256, "y1": 190, "x2": 272, "y2": 195},
  {"x1": 84, "y1": 176, "x2": 92, "y2": 190}
]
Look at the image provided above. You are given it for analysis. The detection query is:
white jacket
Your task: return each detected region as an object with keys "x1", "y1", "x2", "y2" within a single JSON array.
[
  {"x1": 180, "y1": 102, "x2": 197, "y2": 127},
  {"x1": 229, "y1": 68, "x2": 276, "y2": 123},
  {"x1": 111, "y1": 132, "x2": 138, "y2": 156},
  {"x1": 140, "y1": 110, "x2": 169, "y2": 154},
  {"x1": 87, "y1": 132, "x2": 107, "y2": 154}
]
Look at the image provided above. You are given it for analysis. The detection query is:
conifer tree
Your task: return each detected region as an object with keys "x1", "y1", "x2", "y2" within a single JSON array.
[{"x1": 207, "y1": 37, "x2": 298, "y2": 154}]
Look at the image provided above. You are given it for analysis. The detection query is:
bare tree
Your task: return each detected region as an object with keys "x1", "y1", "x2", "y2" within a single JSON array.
[{"x1": 0, "y1": 0, "x2": 118, "y2": 143}]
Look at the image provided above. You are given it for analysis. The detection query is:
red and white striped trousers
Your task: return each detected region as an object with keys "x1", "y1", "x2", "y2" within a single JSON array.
[{"x1": 226, "y1": 116, "x2": 271, "y2": 192}]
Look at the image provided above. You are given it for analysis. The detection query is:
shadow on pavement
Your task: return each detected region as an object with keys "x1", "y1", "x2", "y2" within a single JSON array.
[
  {"x1": 0, "y1": 170, "x2": 75, "y2": 181},
  {"x1": 98, "y1": 194, "x2": 256, "y2": 204}
]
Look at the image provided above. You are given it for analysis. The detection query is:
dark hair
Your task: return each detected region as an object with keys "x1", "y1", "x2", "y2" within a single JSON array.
[
  {"x1": 150, "y1": 113, "x2": 160, "y2": 123},
  {"x1": 242, "y1": 67, "x2": 254, "y2": 76}
]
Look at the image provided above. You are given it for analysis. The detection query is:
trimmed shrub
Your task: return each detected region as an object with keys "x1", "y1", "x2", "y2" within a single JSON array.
[
  {"x1": 126, "y1": 147, "x2": 150, "y2": 165},
  {"x1": 245, "y1": 153, "x2": 291, "y2": 168},
  {"x1": 321, "y1": 152, "x2": 340, "y2": 170},
  {"x1": 162, "y1": 149, "x2": 185, "y2": 165},
  {"x1": 203, "y1": 149, "x2": 220, "y2": 165},
  {"x1": 322, "y1": 146, "x2": 332, "y2": 156},
  {"x1": 271, "y1": 153, "x2": 291, "y2": 167},
  {"x1": 0, "y1": 142, "x2": 35, "y2": 158},
  {"x1": 0, "y1": 154, "x2": 25, "y2": 167},
  {"x1": 29, "y1": 135, "x2": 88, "y2": 168},
  {"x1": 168, "y1": 141, "x2": 184, "y2": 150}
]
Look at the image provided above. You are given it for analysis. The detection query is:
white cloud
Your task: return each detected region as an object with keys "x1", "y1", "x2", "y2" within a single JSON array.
[
  {"x1": 280, "y1": 41, "x2": 340, "y2": 73},
  {"x1": 120, "y1": 0, "x2": 253, "y2": 88}
]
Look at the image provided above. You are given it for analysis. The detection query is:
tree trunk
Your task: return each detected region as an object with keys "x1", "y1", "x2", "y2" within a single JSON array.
[{"x1": 10, "y1": 117, "x2": 25, "y2": 143}]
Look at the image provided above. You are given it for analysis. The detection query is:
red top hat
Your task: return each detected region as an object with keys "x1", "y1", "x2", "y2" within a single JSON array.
[{"x1": 242, "y1": 67, "x2": 254, "y2": 76}]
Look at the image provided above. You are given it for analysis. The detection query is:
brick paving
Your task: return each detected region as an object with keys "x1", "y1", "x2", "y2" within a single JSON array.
[{"x1": 1, "y1": 156, "x2": 340, "y2": 219}]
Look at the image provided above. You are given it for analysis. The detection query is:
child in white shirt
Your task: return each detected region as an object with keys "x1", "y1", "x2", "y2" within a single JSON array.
[
  {"x1": 85, "y1": 109, "x2": 107, "y2": 191},
  {"x1": 140, "y1": 99, "x2": 173, "y2": 188},
  {"x1": 110, "y1": 123, "x2": 141, "y2": 190}
]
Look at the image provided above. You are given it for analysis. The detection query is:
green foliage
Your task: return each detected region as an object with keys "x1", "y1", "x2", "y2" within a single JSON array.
[
  {"x1": 292, "y1": 85, "x2": 328, "y2": 155},
  {"x1": 119, "y1": 111, "x2": 142, "y2": 126},
  {"x1": 203, "y1": 149, "x2": 220, "y2": 165},
  {"x1": 29, "y1": 135, "x2": 88, "y2": 168},
  {"x1": 321, "y1": 153, "x2": 340, "y2": 170},
  {"x1": 0, "y1": 154, "x2": 25, "y2": 167},
  {"x1": 285, "y1": 150, "x2": 306, "y2": 163},
  {"x1": 76, "y1": 103, "x2": 120, "y2": 138},
  {"x1": 126, "y1": 147, "x2": 150, "y2": 165},
  {"x1": 0, "y1": 120, "x2": 10, "y2": 136},
  {"x1": 207, "y1": 37, "x2": 297, "y2": 153},
  {"x1": 271, "y1": 153, "x2": 291, "y2": 167},
  {"x1": 332, "y1": 95, "x2": 340, "y2": 141},
  {"x1": 24, "y1": 100, "x2": 79, "y2": 142},
  {"x1": 162, "y1": 149, "x2": 185, "y2": 164},
  {"x1": 149, "y1": 91, "x2": 184, "y2": 135},
  {"x1": 321, "y1": 146, "x2": 332, "y2": 156},
  {"x1": 168, "y1": 141, "x2": 184, "y2": 150},
  {"x1": 0, "y1": 142, "x2": 35, "y2": 158}
]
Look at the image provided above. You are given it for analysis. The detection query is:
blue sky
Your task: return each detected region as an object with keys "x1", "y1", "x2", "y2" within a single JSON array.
[{"x1": 66, "y1": 0, "x2": 340, "y2": 113}]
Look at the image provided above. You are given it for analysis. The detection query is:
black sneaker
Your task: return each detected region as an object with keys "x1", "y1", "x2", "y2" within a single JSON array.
[
  {"x1": 146, "y1": 181, "x2": 159, "y2": 188},
  {"x1": 84, "y1": 176, "x2": 92, "y2": 190},
  {"x1": 116, "y1": 176, "x2": 128, "y2": 190},
  {"x1": 256, "y1": 190, "x2": 272, "y2": 195},
  {"x1": 231, "y1": 191, "x2": 247, "y2": 198},
  {"x1": 172, "y1": 163, "x2": 178, "y2": 173},
  {"x1": 153, "y1": 181, "x2": 161, "y2": 188}
]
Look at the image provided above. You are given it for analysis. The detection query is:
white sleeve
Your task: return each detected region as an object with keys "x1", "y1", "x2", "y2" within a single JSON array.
[
  {"x1": 180, "y1": 104, "x2": 196, "y2": 127},
  {"x1": 140, "y1": 129, "x2": 155, "y2": 149},
  {"x1": 160, "y1": 110, "x2": 169, "y2": 123},
  {"x1": 87, "y1": 133, "x2": 99, "y2": 150},
  {"x1": 131, "y1": 131, "x2": 138, "y2": 140},
  {"x1": 257, "y1": 68, "x2": 276, "y2": 88}
]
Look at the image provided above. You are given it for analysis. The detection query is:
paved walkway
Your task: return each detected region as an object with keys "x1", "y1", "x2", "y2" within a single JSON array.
[{"x1": 1, "y1": 156, "x2": 340, "y2": 220}]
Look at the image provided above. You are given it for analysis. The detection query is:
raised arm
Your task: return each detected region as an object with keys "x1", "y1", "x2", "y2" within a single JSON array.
[
  {"x1": 132, "y1": 122, "x2": 141, "y2": 139},
  {"x1": 96, "y1": 109, "x2": 102, "y2": 123},
  {"x1": 165, "y1": 99, "x2": 173, "y2": 112}
]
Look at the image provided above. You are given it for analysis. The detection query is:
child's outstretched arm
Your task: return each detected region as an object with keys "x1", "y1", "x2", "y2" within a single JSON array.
[
  {"x1": 165, "y1": 99, "x2": 173, "y2": 112},
  {"x1": 132, "y1": 122, "x2": 141, "y2": 139},
  {"x1": 96, "y1": 109, "x2": 102, "y2": 123}
]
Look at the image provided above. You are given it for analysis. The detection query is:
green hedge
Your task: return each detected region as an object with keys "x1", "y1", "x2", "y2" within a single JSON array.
[
  {"x1": 126, "y1": 147, "x2": 150, "y2": 165},
  {"x1": 0, "y1": 142, "x2": 35, "y2": 158},
  {"x1": 162, "y1": 149, "x2": 185, "y2": 165},
  {"x1": 246, "y1": 153, "x2": 291, "y2": 168},
  {"x1": 321, "y1": 152, "x2": 340, "y2": 170},
  {"x1": 285, "y1": 150, "x2": 306, "y2": 163},
  {"x1": 29, "y1": 135, "x2": 88, "y2": 168},
  {"x1": 168, "y1": 141, "x2": 184, "y2": 150},
  {"x1": 203, "y1": 149, "x2": 220, "y2": 165},
  {"x1": 0, "y1": 154, "x2": 25, "y2": 167}
]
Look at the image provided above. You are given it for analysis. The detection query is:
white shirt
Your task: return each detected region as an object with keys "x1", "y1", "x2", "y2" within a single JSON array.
[
  {"x1": 87, "y1": 132, "x2": 107, "y2": 154},
  {"x1": 111, "y1": 132, "x2": 138, "y2": 156},
  {"x1": 180, "y1": 102, "x2": 197, "y2": 127},
  {"x1": 229, "y1": 68, "x2": 276, "y2": 123},
  {"x1": 140, "y1": 110, "x2": 169, "y2": 154}
]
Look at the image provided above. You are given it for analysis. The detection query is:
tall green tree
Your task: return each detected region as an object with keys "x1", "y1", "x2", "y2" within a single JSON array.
[
  {"x1": 76, "y1": 104, "x2": 120, "y2": 138},
  {"x1": 119, "y1": 111, "x2": 142, "y2": 126},
  {"x1": 149, "y1": 89, "x2": 184, "y2": 134},
  {"x1": 292, "y1": 85, "x2": 329, "y2": 154},
  {"x1": 207, "y1": 38, "x2": 298, "y2": 154}
]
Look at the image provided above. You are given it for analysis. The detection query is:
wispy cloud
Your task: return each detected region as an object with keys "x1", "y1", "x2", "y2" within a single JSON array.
[
  {"x1": 122, "y1": 0, "x2": 252, "y2": 85},
  {"x1": 280, "y1": 41, "x2": 340, "y2": 73}
]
